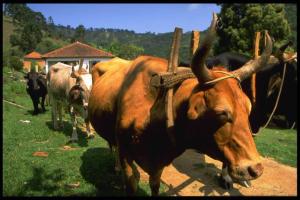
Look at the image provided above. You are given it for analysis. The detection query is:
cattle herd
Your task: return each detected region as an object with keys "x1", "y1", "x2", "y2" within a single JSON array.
[{"x1": 23, "y1": 13, "x2": 297, "y2": 196}]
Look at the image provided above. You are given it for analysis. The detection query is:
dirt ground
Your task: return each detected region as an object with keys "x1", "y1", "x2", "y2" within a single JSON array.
[{"x1": 137, "y1": 149, "x2": 297, "y2": 196}]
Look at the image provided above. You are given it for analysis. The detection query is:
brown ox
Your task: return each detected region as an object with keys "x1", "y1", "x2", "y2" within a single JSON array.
[
  {"x1": 47, "y1": 62, "x2": 94, "y2": 141},
  {"x1": 89, "y1": 13, "x2": 272, "y2": 196}
]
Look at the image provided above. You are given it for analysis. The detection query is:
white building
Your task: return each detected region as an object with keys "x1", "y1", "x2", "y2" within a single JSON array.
[{"x1": 42, "y1": 41, "x2": 115, "y2": 73}]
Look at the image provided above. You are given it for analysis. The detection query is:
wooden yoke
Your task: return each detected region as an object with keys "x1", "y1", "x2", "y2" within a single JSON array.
[
  {"x1": 251, "y1": 31, "x2": 261, "y2": 105},
  {"x1": 166, "y1": 27, "x2": 182, "y2": 146}
]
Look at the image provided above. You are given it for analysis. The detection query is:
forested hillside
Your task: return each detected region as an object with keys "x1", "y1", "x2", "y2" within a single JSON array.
[{"x1": 3, "y1": 3, "x2": 297, "y2": 71}]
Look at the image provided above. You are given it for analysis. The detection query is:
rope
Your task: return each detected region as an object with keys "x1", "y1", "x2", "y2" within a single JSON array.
[
  {"x1": 203, "y1": 71, "x2": 241, "y2": 87},
  {"x1": 262, "y1": 63, "x2": 287, "y2": 129},
  {"x1": 3, "y1": 99, "x2": 27, "y2": 110}
]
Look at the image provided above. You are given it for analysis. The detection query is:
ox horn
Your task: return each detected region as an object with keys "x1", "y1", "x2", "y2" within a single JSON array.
[
  {"x1": 233, "y1": 31, "x2": 273, "y2": 81},
  {"x1": 79, "y1": 58, "x2": 84, "y2": 69},
  {"x1": 71, "y1": 63, "x2": 80, "y2": 79},
  {"x1": 71, "y1": 63, "x2": 75, "y2": 73},
  {"x1": 191, "y1": 13, "x2": 218, "y2": 83},
  {"x1": 275, "y1": 40, "x2": 293, "y2": 61}
]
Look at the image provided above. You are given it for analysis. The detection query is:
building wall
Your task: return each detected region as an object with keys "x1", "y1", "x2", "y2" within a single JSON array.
[
  {"x1": 23, "y1": 59, "x2": 46, "y2": 72},
  {"x1": 45, "y1": 57, "x2": 112, "y2": 73}
]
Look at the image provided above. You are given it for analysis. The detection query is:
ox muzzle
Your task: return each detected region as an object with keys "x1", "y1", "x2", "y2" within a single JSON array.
[{"x1": 228, "y1": 162, "x2": 263, "y2": 181}]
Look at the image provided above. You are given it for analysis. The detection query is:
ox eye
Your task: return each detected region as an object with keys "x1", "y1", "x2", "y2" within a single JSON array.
[{"x1": 216, "y1": 110, "x2": 233, "y2": 124}]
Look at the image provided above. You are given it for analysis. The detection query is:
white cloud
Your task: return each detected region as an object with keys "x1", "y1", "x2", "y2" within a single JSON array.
[{"x1": 187, "y1": 4, "x2": 200, "y2": 11}]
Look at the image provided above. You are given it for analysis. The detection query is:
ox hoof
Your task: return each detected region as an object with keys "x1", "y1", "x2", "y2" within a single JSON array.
[
  {"x1": 70, "y1": 138, "x2": 78, "y2": 142},
  {"x1": 218, "y1": 176, "x2": 233, "y2": 190},
  {"x1": 114, "y1": 166, "x2": 121, "y2": 174},
  {"x1": 87, "y1": 133, "x2": 95, "y2": 139}
]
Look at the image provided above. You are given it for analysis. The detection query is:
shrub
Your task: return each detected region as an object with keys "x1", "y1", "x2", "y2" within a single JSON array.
[{"x1": 9, "y1": 56, "x2": 23, "y2": 71}]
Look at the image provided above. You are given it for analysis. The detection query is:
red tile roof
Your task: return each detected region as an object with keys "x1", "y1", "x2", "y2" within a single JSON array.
[
  {"x1": 42, "y1": 41, "x2": 114, "y2": 58},
  {"x1": 24, "y1": 51, "x2": 43, "y2": 59}
]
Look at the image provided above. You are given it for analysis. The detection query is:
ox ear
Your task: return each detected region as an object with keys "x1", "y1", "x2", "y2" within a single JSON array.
[{"x1": 187, "y1": 93, "x2": 206, "y2": 120}]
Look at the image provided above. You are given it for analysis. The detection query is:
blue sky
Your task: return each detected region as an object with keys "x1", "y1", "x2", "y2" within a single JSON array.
[{"x1": 27, "y1": 4, "x2": 221, "y2": 33}]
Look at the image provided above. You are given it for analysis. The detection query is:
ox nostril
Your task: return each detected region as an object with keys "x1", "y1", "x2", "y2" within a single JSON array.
[{"x1": 248, "y1": 163, "x2": 263, "y2": 178}]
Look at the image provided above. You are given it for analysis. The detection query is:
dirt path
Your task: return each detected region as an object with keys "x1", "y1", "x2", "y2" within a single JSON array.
[{"x1": 137, "y1": 150, "x2": 297, "y2": 196}]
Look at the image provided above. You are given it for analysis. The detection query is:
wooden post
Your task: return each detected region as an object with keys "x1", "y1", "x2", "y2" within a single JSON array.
[
  {"x1": 35, "y1": 65, "x2": 39, "y2": 72},
  {"x1": 251, "y1": 31, "x2": 261, "y2": 105},
  {"x1": 190, "y1": 30, "x2": 200, "y2": 61},
  {"x1": 166, "y1": 27, "x2": 182, "y2": 145},
  {"x1": 264, "y1": 30, "x2": 268, "y2": 48}
]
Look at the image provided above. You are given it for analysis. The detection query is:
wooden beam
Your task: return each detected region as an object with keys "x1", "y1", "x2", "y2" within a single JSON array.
[
  {"x1": 166, "y1": 27, "x2": 182, "y2": 145},
  {"x1": 251, "y1": 31, "x2": 261, "y2": 105}
]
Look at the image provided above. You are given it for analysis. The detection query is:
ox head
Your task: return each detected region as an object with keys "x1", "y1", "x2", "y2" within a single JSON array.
[
  {"x1": 69, "y1": 63, "x2": 92, "y2": 114},
  {"x1": 24, "y1": 71, "x2": 44, "y2": 91},
  {"x1": 249, "y1": 41, "x2": 297, "y2": 133},
  {"x1": 187, "y1": 13, "x2": 273, "y2": 181}
]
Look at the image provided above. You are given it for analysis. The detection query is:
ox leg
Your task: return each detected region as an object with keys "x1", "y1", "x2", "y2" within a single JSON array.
[
  {"x1": 70, "y1": 106, "x2": 78, "y2": 141},
  {"x1": 31, "y1": 96, "x2": 39, "y2": 115},
  {"x1": 58, "y1": 103, "x2": 64, "y2": 129},
  {"x1": 85, "y1": 118, "x2": 94, "y2": 138},
  {"x1": 113, "y1": 145, "x2": 121, "y2": 173},
  {"x1": 41, "y1": 95, "x2": 46, "y2": 112},
  {"x1": 149, "y1": 168, "x2": 163, "y2": 196},
  {"x1": 51, "y1": 99, "x2": 59, "y2": 130},
  {"x1": 119, "y1": 150, "x2": 138, "y2": 195}
]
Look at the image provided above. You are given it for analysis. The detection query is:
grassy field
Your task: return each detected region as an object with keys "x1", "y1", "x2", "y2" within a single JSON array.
[
  {"x1": 3, "y1": 68, "x2": 168, "y2": 196},
  {"x1": 254, "y1": 128, "x2": 297, "y2": 167},
  {"x1": 3, "y1": 68, "x2": 297, "y2": 196}
]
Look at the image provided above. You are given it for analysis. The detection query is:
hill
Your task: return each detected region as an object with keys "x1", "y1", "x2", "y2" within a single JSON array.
[{"x1": 3, "y1": 15, "x2": 15, "y2": 51}]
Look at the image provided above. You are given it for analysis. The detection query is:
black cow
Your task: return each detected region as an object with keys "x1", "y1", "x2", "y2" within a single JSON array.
[
  {"x1": 181, "y1": 42, "x2": 297, "y2": 133},
  {"x1": 24, "y1": 71, "x2": 48, "y2": 115}
]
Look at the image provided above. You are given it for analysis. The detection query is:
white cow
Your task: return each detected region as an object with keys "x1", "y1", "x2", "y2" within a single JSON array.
[{"x1": 47, "y1": 62, "x2": 94, "y2": 141}]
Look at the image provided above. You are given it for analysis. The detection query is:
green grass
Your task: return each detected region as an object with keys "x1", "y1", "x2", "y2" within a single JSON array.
[
  {"x1": 3, "y1": 69, "x2": 168, "y2": 196},
  {"x1": 254, "y1": 128, "x2": 297, "y2": 167},
  {"x1": 3, "y1": 69, "x2": 296, "y2": 196}
]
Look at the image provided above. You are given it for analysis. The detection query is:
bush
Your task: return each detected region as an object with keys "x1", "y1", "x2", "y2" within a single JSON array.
[
  {"x1": 9, "y1": 56, "x2": 23, "y2": 71},
  {"x1": 3, "y1": 50, "x2": 10, "y2": 68}
]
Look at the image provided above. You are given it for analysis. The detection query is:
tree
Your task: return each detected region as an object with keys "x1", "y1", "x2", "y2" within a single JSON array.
[
  {"x1": 19, "y1": 22, "x2": 43, "y2": 53},
  {"x1": 4, "y1": 4, "x2": 30, "y2": 24},
  {"x1": 47, "y1": 16, "x2": 56, "y2": 37},
  {"x1": 36, "y1": 38, "x2": 64, "y2": 54},
  {"x1": 215, "y1": 4, "x2": 291, "y2": 56},
  {"x1": 284, "y1": 4, "x2": 297, "y2": 50},
  {"x1": 72, "y1": 25, "x2": 86, "y2": 42},
  {"x1": 107, "y1": 42, "x2": 144, "y2": 59}
]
